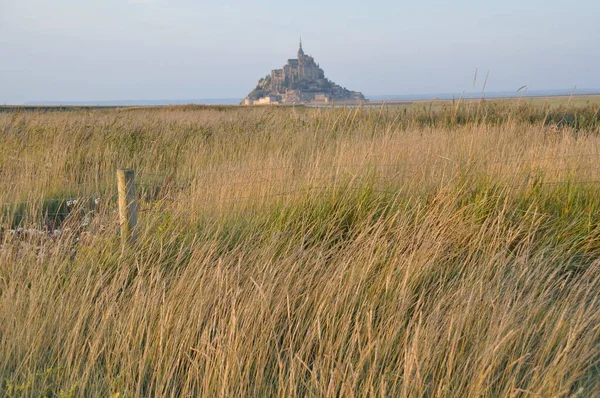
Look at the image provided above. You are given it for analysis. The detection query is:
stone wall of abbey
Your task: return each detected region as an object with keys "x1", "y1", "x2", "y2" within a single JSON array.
[{"x1": 270, "y1": 41, "x2": 325, "y2": 90}]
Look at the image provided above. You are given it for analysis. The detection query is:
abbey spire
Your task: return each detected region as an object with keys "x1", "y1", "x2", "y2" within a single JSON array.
[{"x1": 298, "y1": 37, "x2": 304, "y2": 57}]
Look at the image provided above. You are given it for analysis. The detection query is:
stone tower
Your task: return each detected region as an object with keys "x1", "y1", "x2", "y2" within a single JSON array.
[{"x1": 298, "y1": 37, "x2": 304, "y2": 57}]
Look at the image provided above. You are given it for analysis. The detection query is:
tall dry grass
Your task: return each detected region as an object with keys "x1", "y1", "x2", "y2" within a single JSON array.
[{"x1": 0, "y1": 102, "x2": 599, "y2": 396}]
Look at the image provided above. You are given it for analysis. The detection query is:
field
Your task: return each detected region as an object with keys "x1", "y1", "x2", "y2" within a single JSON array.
[
  {"x1": 522, "y1": 94, "x2": 600, "y2": 108},
  {"x1": 1, "y1": 100, "x2": 599, "y2": 396}
]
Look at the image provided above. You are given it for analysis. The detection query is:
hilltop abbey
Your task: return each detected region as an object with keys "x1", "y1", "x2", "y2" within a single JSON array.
[{"x1": 243, "y1": 40, "x2": 365, "y2": 105}]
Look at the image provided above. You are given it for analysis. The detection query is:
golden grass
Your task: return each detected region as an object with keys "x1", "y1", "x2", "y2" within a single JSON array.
[{"x1": 0, "y1": 102, "x2": 599, "y2": 396}]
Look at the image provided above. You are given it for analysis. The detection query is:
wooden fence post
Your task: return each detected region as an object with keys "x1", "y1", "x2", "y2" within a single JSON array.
[{"x1": 117, "y1": 168, "x2": 137, "y2": 248}]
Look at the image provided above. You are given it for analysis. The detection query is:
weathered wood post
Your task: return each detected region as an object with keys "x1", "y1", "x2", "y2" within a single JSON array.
[{"x1": 117, "y1": 168, "x2": 138, "y2": 248}]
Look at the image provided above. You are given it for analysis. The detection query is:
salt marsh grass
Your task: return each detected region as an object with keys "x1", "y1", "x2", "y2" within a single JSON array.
[{"x1": 0, "y1": 101, "x2": 599, "y2": 396}]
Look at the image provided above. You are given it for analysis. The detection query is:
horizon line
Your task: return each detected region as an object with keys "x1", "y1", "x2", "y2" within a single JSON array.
[{"x1": 13, "y1": 88, "x2": 600, "y2": 106}]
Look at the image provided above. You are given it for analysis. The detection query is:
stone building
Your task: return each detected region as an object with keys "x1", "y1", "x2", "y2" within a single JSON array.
[
  {"x1": 271, "y1": 40, "x2": 325, "y2": 90},
  {"x1": 243, "y1": 39, "x2": 365, "y2": 105}
]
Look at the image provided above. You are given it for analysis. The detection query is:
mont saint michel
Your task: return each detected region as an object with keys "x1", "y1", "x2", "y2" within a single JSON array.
[{"x1": 243, "y1": 40, "x2": 366, "y2": 105}]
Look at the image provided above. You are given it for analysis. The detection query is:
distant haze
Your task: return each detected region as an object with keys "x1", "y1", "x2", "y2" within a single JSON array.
[
  {"x1": 1, "y1": 0, "x2": 599, "y2": 105},
  {"x1": 22, "y1": 89, "x2": 600, "y2": 107}
]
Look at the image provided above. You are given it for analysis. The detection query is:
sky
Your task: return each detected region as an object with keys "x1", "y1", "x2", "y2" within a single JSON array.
[{"x1": 1, "y1": 0, "x2": 599, "y2": 104}]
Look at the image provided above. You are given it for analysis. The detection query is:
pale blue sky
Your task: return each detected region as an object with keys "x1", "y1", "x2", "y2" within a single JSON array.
[{"x1": 1, "y1": 0, "x2": 598, "y2": 103}]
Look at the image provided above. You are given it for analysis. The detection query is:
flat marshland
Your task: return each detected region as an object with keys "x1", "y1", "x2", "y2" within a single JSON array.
[{"x1": 1, "y1": 101, "x2": 599, "y2": 396}]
